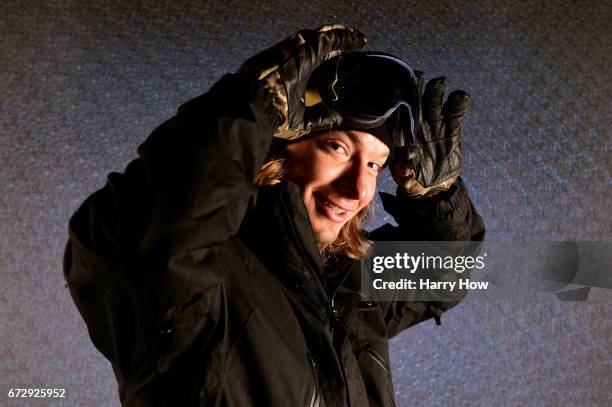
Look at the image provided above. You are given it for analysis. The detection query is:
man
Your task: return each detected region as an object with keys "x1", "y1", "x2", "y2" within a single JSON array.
[{"x1": 64, "y1": 25, "x2": 484, "y2": 406}]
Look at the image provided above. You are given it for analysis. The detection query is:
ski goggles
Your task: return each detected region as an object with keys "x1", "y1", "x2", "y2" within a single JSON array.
[{"x1": 306, "y1": 51, "x2": 420, "y2": 146}]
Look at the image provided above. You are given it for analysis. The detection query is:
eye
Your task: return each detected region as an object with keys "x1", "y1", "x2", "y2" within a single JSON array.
[
  {"x1": 368, "y1": 162, "x2": 383, "y2": 173},
  {"x1": 326, "y1": 141, "x2": 348, "y2": 155}
]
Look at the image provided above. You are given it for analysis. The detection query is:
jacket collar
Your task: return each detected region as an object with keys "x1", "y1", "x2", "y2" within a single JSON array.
[{"x1": 238, "y1": 181, "x2": 329, "y2": 316}]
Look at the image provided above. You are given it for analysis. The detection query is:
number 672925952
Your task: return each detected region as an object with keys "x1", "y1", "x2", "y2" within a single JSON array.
[{"x1": 7, "y1": 388, "x2": 66, "y2": 398}]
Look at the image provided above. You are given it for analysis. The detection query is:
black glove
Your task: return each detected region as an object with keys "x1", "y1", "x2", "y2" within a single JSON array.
[
  {"x1": 391, "y1": 72, "x2": 471, "y2": 196},
  {"x1": 239, "y1": 24, "x2": 366, "y2": 140}
]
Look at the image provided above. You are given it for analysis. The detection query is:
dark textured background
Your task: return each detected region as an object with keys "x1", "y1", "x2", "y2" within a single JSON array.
[{"x1": 1, "y1": 1, "x2": 610, "y2": 406}]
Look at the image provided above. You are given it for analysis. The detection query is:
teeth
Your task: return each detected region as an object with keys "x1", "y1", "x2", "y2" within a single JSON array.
[{"x1": 326, "y1": 203, "x2": 345, "y2": 215}]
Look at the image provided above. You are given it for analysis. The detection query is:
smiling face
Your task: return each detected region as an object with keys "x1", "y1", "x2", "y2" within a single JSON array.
[{"x1": 284, "y1": 130, "x2": 391, "y2": 247}]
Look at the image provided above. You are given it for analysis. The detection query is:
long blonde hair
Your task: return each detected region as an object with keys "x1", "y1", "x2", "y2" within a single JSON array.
[{"x1": 255, "y1": 154, "x2": 373, "y2": 260}]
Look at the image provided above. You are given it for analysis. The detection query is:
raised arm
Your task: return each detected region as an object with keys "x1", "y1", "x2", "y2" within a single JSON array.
[
  {"x1": 63, "y1": 25, "x2": 366, "y2": 402},
  {"x1": 368, "y1": 73, "x2": 485, "y2": 337}
]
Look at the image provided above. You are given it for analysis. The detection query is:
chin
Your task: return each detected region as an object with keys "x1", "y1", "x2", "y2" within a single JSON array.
[
  {"x1": 306, "y1": 201, "x2": 346, "y2": 247},
  {"x1": 312, "y1": 221, "x2": 342, "y2": 246}
]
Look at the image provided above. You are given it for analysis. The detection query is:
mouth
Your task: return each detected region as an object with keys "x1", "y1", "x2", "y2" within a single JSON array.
[{"x1": 314, "y1": 195, "x2": 355, "y2": 223}]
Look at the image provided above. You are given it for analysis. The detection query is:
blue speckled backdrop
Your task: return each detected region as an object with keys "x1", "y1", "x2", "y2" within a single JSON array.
[{"x1": 1, "y1": 1, "x2": 610, "y2": 406}]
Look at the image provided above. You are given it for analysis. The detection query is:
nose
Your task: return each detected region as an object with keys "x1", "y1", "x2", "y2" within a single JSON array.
[{"x1": 336, "y1": 160, "x2": 370, "y2": 200}]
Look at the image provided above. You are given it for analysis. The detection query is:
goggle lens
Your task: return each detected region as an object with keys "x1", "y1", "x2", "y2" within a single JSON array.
[{"x1": 322, "y1": 53, "x2": 419, "y2": 122}]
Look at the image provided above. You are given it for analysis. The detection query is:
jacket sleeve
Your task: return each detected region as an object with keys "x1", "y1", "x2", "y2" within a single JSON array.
[
  {"x1": 367, "y1": 177, "x2": 486, "y2": 337},
  {"x1": 63, "y1": 73, "x2": 281, "y2": 398}
]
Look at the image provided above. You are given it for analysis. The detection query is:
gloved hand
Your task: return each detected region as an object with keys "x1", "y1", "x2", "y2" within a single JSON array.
[
  {"x1": 391, "y1": 72, "x2": 471, "y2": 198},
  {"x1": 239, "y1": 24, "x2": 366, "y2": 139}
]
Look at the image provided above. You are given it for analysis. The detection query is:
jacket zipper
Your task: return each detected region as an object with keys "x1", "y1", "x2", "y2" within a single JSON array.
[
  {"x1": 308, "y1": 352, "x2": 321, "y2": 407},
  {"x1": 365, "y1": 344, "x2": 390, "y2": 376},
  {"x1": 309, "y1": 387, "x2": 320, "y2": 407},
  {"x1": 365, "y1": 344, "x2": 396, "y2": 407},
  {"x1": 279, "y1": 195, "x2": 329, "y2": 322}
]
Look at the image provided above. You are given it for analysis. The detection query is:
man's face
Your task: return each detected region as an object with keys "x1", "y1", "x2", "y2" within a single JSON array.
[{"x1": 284, "y1": 130, "x2": 390, "y2": 246}]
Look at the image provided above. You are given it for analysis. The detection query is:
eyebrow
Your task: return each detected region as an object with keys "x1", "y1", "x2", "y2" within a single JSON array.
[{"x1": 345, "y1": 131, "x2": 390, "y2": 159}]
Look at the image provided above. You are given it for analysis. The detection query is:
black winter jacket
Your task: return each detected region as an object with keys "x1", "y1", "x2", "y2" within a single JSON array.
[{"x1": 64, "y1": 73, "x2": 485, "y2": 406}]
